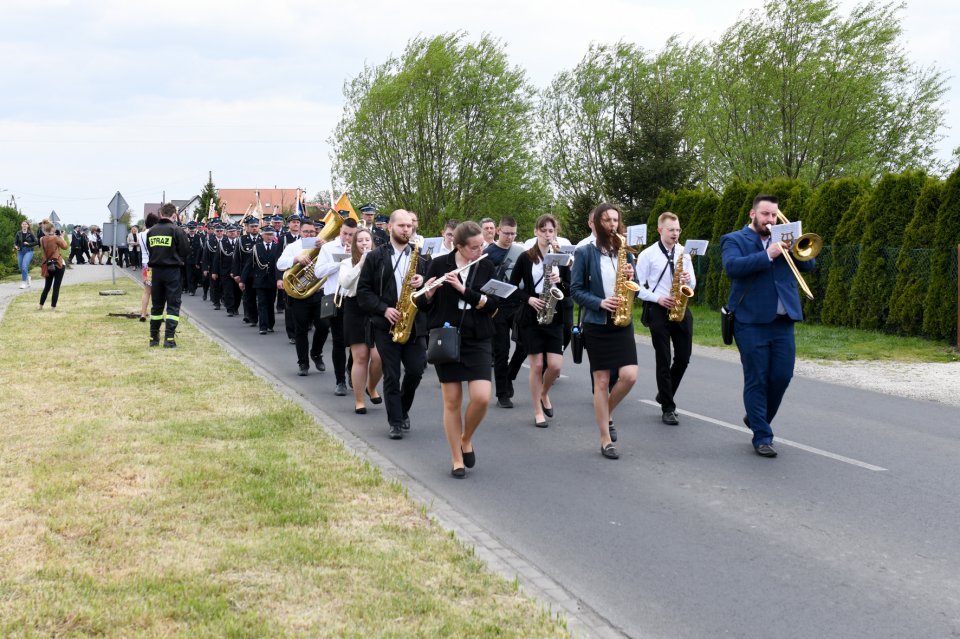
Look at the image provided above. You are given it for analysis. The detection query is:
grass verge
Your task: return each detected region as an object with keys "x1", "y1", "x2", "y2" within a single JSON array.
[
  {"x1": 0, "y1": 280, "x2": 569, "y2": 638},
  {"x1": 632, "y1": 304, "x2": 959, "y2": 363}
]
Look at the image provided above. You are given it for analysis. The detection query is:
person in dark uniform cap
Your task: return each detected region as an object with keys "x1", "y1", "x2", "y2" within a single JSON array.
[
  {"x1": 233, "y1": 216, "x2": 261, "y2": 326},
  {"x1": 203, "y1": 222, "x2": 223, "y2": 306},
  {"x1": 360, "y1": 204, "x2": 389, "y2": 247},
  {"x1": 241, "y1": 224, "x2": 281, "y2": 334},
  {"x1": 184, "y1": 221, "x2": 203, "y2": 296}
]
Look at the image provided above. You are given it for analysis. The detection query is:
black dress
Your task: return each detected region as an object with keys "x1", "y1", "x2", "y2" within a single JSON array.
[
  {"x1": 417, "y1": 252, "x2": 500, "y2": 383},
  {"x1": 509, "y1": 249, "x2": 570, "y2": 355}
]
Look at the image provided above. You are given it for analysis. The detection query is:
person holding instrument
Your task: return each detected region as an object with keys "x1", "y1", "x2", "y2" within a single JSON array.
[
  {"x1": 417, "y1": 221, "x2": 499, "y2": 478},
  {"x1": 570, "y1": 203, "x2": 639, "y2": 460},
  {"x1": 636, "y1": 212, "x2": 695, "y2": 425},
  {"x1": 721, "y1": 194, "x2": 816, "y2": 458},
  {"x1": 510, "y1": 214, "x2": 570, "y2": 428},
  {"x1": 356, "y1": 209, "x2": 428, "y2": 440},
  {"x1": 339, "y1": 227, "x2": 384, "y2": 413}
]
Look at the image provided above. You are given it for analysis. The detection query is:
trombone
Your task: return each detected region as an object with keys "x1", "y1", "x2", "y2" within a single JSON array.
[{"x1": 768, "y1": 211, "x2": 822, "y2": 300}]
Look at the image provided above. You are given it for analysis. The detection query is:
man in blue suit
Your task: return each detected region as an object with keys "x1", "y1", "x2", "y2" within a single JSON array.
[{"x1": 721, "y1": 194, "x2": 815, "y2": 458}]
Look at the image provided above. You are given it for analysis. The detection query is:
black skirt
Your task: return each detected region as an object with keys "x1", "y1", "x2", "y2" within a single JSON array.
[
  {"x1": 584, "y1": 321, "x2": 638, "y2": 372},
  {"x1": 435, "y1": 336, "x2": 492, "y2": 383},
  {"x1": 341, "y1": 296, "x2": 371, "y2": 347},
  {"x1": 518, "y1": 320, "x2": 564, "y2": 355}
]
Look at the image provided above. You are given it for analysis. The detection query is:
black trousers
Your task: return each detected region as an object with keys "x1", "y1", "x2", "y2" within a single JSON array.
[
  {"x1": 276, "y1": 288, "x2": 287, "y2": 313},
  {"x1": 209, "y1": 274, "x2": 223, "y2": 307},
  {"x1": 220, "y1": 274, "x2": 239, "y2": 312},
  {"x1": 373, "y1": 328, "x2": 426, "y2": 428},
  {"x1": 39, "y1": 268, "x2": 65, "y2": 307},
  {"x1": 283, "y1": 291, "x2": 296, "y2": 338},
  {"x1": 69, "y1": 247, "x2": 85, "y2": 264},
  {"x1": 289, "y1": 296, "x2": 324, "y2": 367},
  {"x1": 317, "y1": 309, "x2": 347, "y2": 383},
  {"x1": 492, "y1": 312, "x2": 514, "y2": 398},
  {"x1": 241, "y1": 277, "x2": 258, "y2": 323},
  {"x1": 185, "y1": 264, "x2": 202, "y2": 293},
  {"x1": 150, "y1": 266, "x2": 183, "y2": 337},
  {"x1": 255, "y1": 286, "x2": 277, "y2": 330},
  {"x1": 647, "y1": 304, "x2": 693, "y2": 413}
]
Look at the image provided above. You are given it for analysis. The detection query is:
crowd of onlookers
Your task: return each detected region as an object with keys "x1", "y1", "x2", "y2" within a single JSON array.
[{"x1": 65, "y1": 224, "x2": 142, "y2": 268}]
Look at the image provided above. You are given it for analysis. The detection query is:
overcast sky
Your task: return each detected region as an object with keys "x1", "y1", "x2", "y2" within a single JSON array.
[{"x1": 2, "y1": 0, "x2": 957, "y2": 226}]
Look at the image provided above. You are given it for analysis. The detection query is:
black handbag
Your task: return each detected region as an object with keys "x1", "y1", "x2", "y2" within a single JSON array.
[
  {"x1": 640, "y1": 301, "x2": 652, "y2": 327},
  {"x1": 571, "y1": 304, "x2": 584, "y2": 364},
  {"x1": 46, "y1": 259, "x2": 59, "y2": 275},
  {"x1": 427, "y1": 324, "x2": 460, "y2": 364},
  {"x1": 319, "y1": 293, "x2": 337, "y2": 319},
  {"x1": 720, "y1": 306, "x2": 735, "y2": 345}
]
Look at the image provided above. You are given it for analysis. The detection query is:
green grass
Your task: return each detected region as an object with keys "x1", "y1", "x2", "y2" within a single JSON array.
[
  {"x1": 0, "y1": 280, "x2": 569, "y2": 638},
  {"x1": 633, "y1": 303, "x2": 960, "y2": 362}
]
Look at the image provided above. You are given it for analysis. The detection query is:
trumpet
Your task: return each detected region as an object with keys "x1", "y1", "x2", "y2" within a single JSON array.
[{"x1": 767, "y1": 210, "x2": 822, "y2": 300}]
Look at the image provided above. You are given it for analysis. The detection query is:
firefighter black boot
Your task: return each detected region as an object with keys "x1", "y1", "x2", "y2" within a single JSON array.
[
  {"x1": 149, "y1": 319, "x2": 161, "y2": 347},
  {"x1": 163, "y1": 320, "x2": 178, "y2": 348}
]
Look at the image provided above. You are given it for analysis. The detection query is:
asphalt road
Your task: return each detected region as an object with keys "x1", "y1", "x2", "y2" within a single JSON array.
[{"x1": 180, "y1": 288, "x2": 960, "y2": 639}]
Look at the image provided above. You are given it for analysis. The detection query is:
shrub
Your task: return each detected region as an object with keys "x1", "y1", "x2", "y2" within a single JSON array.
[{"x1": 922, "y1": 165, "x2": 960, "y2": 341}]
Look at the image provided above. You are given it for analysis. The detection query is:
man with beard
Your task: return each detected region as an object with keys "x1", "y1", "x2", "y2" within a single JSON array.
[
  {"x1": 721, "y1": 194, "x2": 816, "y2": 459},
  {"x1": 357, "y1": 210, "x2": 428, "y2": 440}
]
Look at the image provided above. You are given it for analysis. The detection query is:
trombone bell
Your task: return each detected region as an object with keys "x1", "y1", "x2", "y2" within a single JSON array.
[{"x1": 791, "y1": 234, "x2": 822, "y2": 262}]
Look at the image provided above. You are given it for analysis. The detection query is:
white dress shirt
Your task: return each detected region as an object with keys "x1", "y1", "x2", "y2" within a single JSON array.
[
  {"x1": 318, "y1": 238, "x2": 347, "y2": 294},
  {"x1": 636, "y1": 242, "x2": 696, "y2": 303}
]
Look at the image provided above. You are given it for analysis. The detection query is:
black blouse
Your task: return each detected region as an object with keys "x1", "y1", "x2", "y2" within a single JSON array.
[
  {"x1": 509, "y1": 249, "x2": 571, "y2": 326},
  {"x1": 417, "y1": 252, "x2": 500, "y2": 339}
]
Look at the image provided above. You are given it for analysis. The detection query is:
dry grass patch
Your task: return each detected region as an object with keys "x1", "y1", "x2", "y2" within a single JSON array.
[{"x1": 0, "y1": 280, "x2": 569, "y2": 638}]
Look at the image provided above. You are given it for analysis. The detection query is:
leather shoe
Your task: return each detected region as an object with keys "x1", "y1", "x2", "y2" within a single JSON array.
[
  {"x1": 365, "y1": 388, "x2": 382, "y2": 404},
  {"x1": 535, "y1": 420, "x2": 548, "y2": 429},
  {"x1": 462, "y1": 447, "x2": 476, "y2": 468},
  {"x1": 662, "y1": 411, "x2": 679, "y2": 425},
  {"x1": 312, "y1": 354, "x2": 325, "y2": 372},
  {"x1": 540, "y1": 399, "x2": 554, "y2": 418},
  {"x1": 497, "y1": 396, "x2": 513, "y2": 408},
  {"x1": 388, "y1": 424, "x2": 403, "y2": 439},
  {"x1": 608, "y1": 421, "x2": 617, "y2": 442},
  {"x1": 401, "y1": 416, "x2": 411, "y2": 431},
  {"x1": 354, "y1": 406, "x2": 367, "y2": 414},
  {"x1": 601, "y1": 443, "x2": 619, "y2": 459},
  {"x1": 451, "y1": 466, "x2": 466, "y2": 478},
  {"x1": 755, "y1": 443, "x2": 778, "y2": 458},
  {"x1": 297, "y1": 365, "x2": 308, "y2": 377},
  {"x1": 335, "y1": 383, "x2": 348, "y2": 396}
]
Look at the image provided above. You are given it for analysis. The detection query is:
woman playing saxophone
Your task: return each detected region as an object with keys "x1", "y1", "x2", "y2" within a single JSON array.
[{"x1": 570, "y1": 203, "x2": 639, "y2": 460}]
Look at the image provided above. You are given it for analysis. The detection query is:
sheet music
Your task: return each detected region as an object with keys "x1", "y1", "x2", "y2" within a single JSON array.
[
  {"x1": 683, "y1": 240, "x2": 709, "y2": 257},
  {"x1": 557, "y1": 245, "x2": 577, "y2": 255},
  {"x1": 480, "y1": 279, "x2": 518, "y2": 298},
  {"x1": 420, "y1": 237, "x2": 442, "y2": 255},
  {"x1": 543, "y1": 252, "x2": 572, "y2": 268},
  {"x1": 770, "y1": 221, "x2": 802, "y2": 246},
  {"x1": 626, "y1": 224, "x2": 647, "y2": 247},
  {"x1": 300, "y1": 237, "x2": 318, "y2": 249}
]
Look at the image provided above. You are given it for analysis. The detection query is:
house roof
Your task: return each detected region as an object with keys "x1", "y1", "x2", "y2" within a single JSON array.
[
  {"x1": 217, "y1": 188, "x2": 304, "y2": 217},
  {"x1": 143, "y1": 203, "x2": 161, "y2": 217}
]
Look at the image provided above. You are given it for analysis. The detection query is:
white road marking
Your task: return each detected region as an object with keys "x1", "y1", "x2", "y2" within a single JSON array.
[
  {"x1": 639, "y1": 399, "x2": 888, "y2": 472},
  {"x1": 520, "y1": 362, "x2": 569, "y2": 379}
]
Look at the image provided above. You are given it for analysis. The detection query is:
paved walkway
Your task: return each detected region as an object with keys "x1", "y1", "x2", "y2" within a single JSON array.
[{"x1": 0, "y1": 262, "x2": 121, "y2": 319}]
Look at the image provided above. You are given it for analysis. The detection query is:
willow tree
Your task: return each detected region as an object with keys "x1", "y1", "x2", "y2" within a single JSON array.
[
  {"x1": 332, "y1": 33, "x2": 547, "y2": 235},
  {"x1": 686, "y1": 0, "x2": 947, "y2": 189}
]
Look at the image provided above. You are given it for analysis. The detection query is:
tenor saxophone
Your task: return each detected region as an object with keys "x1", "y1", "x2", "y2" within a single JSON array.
[
  {"x1": 612, "y1": 234, "x2": 641, "y2": 327},
  {"x1": 667, "y1": 244, "x2": 695, "y2": 322},
  {"x1": 389, "y1": 240, "x2": 421, "y2": 344}
]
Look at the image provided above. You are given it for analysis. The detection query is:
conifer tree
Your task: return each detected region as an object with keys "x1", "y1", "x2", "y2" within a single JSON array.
[
  {"x1": 196, "y1": 173, "x2": 223, "y2": 223},
  {"x1": 922, "y1": 166, "x2": 960, "y2": 341}
]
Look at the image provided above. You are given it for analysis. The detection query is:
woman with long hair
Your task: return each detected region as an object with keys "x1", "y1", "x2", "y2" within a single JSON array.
[
  {"x1": 509, "y1": 214, "x2": 570, "y2": 428},
  {"x1": 14, "y1": 220, "x2": 39, "y2": 289},
  {"x1": 138, "y1": 213, "x2": 159, "y2": 321},
  {"x1": 38, "y1": 222, "x2": 68, "y2": 310},
  {"x1": 418, "y1": 221, "x2": 500, "y2": 478},
  {"x1": 338, "y1": 227, "x2": 384, "y2": 413},
  {"x1": 570, "y1": 203, "x2": 639, "y2": 460}
]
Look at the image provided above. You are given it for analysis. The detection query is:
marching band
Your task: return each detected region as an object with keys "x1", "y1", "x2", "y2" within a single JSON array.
[{"x1": 176, "y1": 194, "x2": 814, "y2": 472}]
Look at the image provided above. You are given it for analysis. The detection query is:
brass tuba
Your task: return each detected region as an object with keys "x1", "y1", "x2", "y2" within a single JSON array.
[
  {"x1": 668, "y1": 244, "x2": 695, "y2": 322},
  {"x1": 282, "y1": 213, "x2": 343, "y2": 300},
  {"x1": 612, "y1": 234, "x2": 641, "y2": 327}
]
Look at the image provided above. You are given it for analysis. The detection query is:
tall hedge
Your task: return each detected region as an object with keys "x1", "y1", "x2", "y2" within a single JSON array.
[
  {"x1": 922, "y1": 166, "x2": 960, "y2": 341},
  {"x1": 703, "y1": 181, "x2": 756, "y2": 308},
  {"x1": 887, "y1": 178, "x2": 944, "y2": 334},
  {"x1": 0, "y1": 207, "x2": 25, "y2": 278},
  {"x1": 820, "y1": 192, "x2": 871, "y2": 326},
  {"x1": 847, "y1": 170, "x2": 926, "y2": 330}
]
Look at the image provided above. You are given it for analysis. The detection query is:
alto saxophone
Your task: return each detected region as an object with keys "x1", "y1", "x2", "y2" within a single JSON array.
[
  {"x1": 612, "y1": 234, "x2": 641, "y2": 327},
  {"x1": 389, "y1": 240, "x2": 421, "y2": 344},
  {"x1": 667, "y1": 244, "x2": 695, "y2": 322},
  {"x1": 537, "y1": 245, "x2": 564, "y2": 325}
]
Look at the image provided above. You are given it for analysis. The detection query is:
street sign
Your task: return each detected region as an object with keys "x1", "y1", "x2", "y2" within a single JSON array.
[
  {"x1": 49, "y1": 210, "x2": 60, "y2": 223},
  {"x1": 107, "y1": 191, "x2": 128, "y2": 222}
]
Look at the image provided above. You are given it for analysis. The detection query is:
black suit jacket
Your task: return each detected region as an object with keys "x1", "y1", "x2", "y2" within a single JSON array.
[
  {"x1": 357, "y1": 243, "x2": 429, "y2": 335},
  {"x1": 509, "y1": 250, "x2": 571, "y2": 327},
  {"x1": 241, "y1": 240, "x2": 282, "y2": 288},
  {"x1": 416, "y1": 252, "x2": 500, "y2": 339}
]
